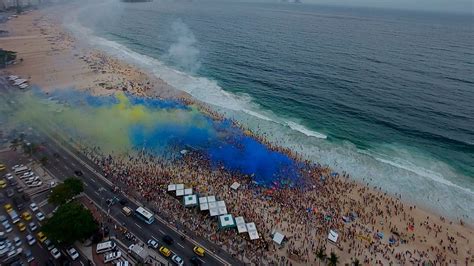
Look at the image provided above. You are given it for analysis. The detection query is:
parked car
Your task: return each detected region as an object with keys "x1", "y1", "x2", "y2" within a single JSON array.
[
  {"x1": 6, "y1": 188, "x2": 14, "y2": 198},
  {"x1": 28, "y1": 222, "x2": 37, "y2": 231},
  {"x1": 26, "y1": 234, "x2": 36, "y2": 246},
  {"x1": 66, "y1": 247, "x2": 79, "y2": 260},
  {"x1": 36, "y1": 212, "x2": 45, "y2": 221},
  {"x1": 25, "y1": 248, "x2": 35, "y2": 262},
  {"x1": 159, "y1": 246, "x2": 171, "y2": 257},
  {"x1": 51, "y1": 248, "x2": 61, "y2": 259},
  {"x1": 29, "y1": 203, "x2": 38, "y2": 212}
]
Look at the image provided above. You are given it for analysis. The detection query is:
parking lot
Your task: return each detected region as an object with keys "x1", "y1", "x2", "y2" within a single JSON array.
[{"x1": 0, "y1": 149, "x2": 86, "y2": 265}]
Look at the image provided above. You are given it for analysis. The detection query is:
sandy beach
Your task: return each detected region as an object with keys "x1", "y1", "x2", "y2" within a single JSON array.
[{"x1": 1, "y1": 4, "x2": 473, "y2": 265}]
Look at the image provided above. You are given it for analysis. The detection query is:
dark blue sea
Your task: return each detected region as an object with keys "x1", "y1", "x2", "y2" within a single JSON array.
[{"x1": 70, "y1": 0, "x2": 474, "y2": 220}]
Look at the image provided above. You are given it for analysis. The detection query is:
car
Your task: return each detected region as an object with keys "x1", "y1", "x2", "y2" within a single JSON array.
[
  {"x1": 37, "y1": 231, "x2": 47, "y2": 243},
  {"x1": 104, "y1": 251, "x2": 121, "y2": 263},
  {"x1": 3, "y1": 222, "x2": 12, "y2": 233},
  {"x1": 13, "y1": 236, "x2": 21, "y2": 247},
  {"x1": 172, "y1": 254, "x2": 184, "y2": 266},
  {"x1": 51, "y1": 247, "x2": 61, "y2": 259},
  {"x1": 4, "y1": 203, "x2": 13, "y2": 212},
  {"x1": 26, "y1": 234, "x2": 36, "y2": 245},
  {"x1": 22, "y1": 211, "x2": 32, "y2": 221},
  {"x1": 16, "y1": 186, "x2": 24, "y2": 193},
  {"x1": 12, "y1": 164, "x2": 24, "y2": 170},
  {"x1": 25, "y1": 248, "x2": 35, "y2": 262},
  {"x1": 74, "y1": 170, "x2": 83, "y2": 176},
  {"x1": 147, "y1": 239, "x2": 159, "y2": 249},
  {"x1": 36, "y1": 212, "x2": 45, "y2": 221},
  {"x1": 28, "y1": 222, "x2": 38, "y2": 231},
  {"x1": 189, "y1": 256, "x2": 202, "y2": 266},
  {"x1": 162, "y1": 235, "x2": 174, "y2": 245},
  {"x1": 193, "y1": 246, "x2": 205, "y2": 257},
  {"x1": 0, "y1": 180, "x2": 6, "y2": 188},
  {"x1": 66, "y1": 247, "x2": 79, "y2": 260},
  {"x1": 17, "y1": 222, "x2": 26, "y2": 232},
  {"x1": 6, "y1": 188, "x2": 14, "y2": 198},
  {"x1": 159, "y1": 246, "x2": 171, "y2": 257},
  {"x1": 28, "y1": 181, "x2": 43, "y2": 188},
  {"x1": 21, "y1": 172, "x2": 34, "y2": 179},
  {"x1": 0, "y1": 215, "x2": 7, "y2": 223},
  {"x1": 44, "y1": 239, "x2": 54, "y2": 251},
  {"x1": 29, "y1": 203, "x2": 38, "y2": 212},
  {"x1": 5, "y1": 173, "x2": 13, "y2": 180},
  {"x1": 0, "y1": 164, "x2": 6, "y2": 171},
  {"x1": 0, "y1": 194, "x2": 4, "y2": 204}
]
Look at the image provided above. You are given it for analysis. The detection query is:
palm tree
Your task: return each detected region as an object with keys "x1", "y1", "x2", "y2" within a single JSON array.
[
  {"x1": 316, "y1": 247, "x2": 327, "y2": 266},
  {"x1": 328, "y1": 252, "x2": 339, "y2": 266}
]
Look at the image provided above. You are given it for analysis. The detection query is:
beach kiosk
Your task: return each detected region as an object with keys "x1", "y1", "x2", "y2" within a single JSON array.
[
  {"x1": 183, "y1": 195, "x2": 198, "y2": 208},
  {"x1": 218, "y1": 214, "x2": 236, "y2": 230}
]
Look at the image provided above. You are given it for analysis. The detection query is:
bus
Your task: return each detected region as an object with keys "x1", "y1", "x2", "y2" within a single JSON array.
[
  {"x1": 96, "y1": 240, "x2": 116, "y2": 254},
  {"x1": 134, "y1": 207, "x2": 154, "y2": 224}
]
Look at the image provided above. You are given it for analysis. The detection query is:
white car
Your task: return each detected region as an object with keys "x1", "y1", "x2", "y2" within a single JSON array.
[
  {"x1": 22, "y1": 172, "x2": 34, "y2": 179},
  {"x1": 36, "y1": 212, "x2": 45, "y2": 221},
  {"x1": 30, "y1": 203, "x2": 38, "y2": 212},
  {"x1": 28, "y1": 181, "x2": 42, "y2": 187},
  {"x1": 11, "y1": 164, "x2": 24, "y2": 170},
  {"x1": 28, "y1": 222, "x2": 37, "y2": 231},
  {"x1": 147, "y1": 239, "x2": 159, "y2": 249},
  {"x1": 26, "y1": 234, "x2": 36, "y2": 246},
  {"x1": 13, "y1": 236, "x2": 21, "y2": 247},
  {"x1": 51, "y1": 247, "x2": 61, "y2": 259},
  {"x1": 4, "y1": 173, "x2": 13, "y2": 180},
  {"x1": 67, "y1": 247, "x2": 79, "y2": 260},
  {"x1": 4, "y1": 223, "x2": 12, "y2": 233},
  {"x1": 172, "y1": 254, "x2": 184, "y2": 266}
]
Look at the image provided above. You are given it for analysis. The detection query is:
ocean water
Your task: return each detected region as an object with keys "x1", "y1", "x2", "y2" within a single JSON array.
[{"x1": 69, "y1": 1, "x2": 474, "y2": 220}]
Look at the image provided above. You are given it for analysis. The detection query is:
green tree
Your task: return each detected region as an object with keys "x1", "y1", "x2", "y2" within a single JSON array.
[
  {"x1": 64, "y1": 177, "x2": 84, "y2": 195},
  {"x1": 42, "y1": 202, "x2": 98, "y2": 244},
  {"x1": 328, "y1": 252, "x2": 339, "y2": 266},
  {"x1": 316, "y1": 247, "x2": 327, "y2": 266},
  {"x1": 48, "y1": 178, "x2": 84, "y2": 205}
]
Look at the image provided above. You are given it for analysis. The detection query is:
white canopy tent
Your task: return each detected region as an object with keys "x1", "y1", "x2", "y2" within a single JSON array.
[
  {"x1": 167, "y1": 184, "x2": 176, "y2": 192},
  {"x1": 249, "y1": 230, "x2": 260, "y2": 240},
  {"x1": 230, "y1": 182, "x2": 240, "y2": 190},
  {"x1": 184, "y1": 188, "x2": 193, "y2": 195},
  {"x1": 328, "y1": 230, "x2": 339, "y2": 243},
  {"x1": 272, "y1": 231, "x2": 285, "y2": 245},
  {"x1": 184, "y1": 195, "x2": 198, "y2": 207}
]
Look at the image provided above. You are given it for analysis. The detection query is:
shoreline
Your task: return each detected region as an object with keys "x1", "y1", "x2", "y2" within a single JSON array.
[{"x1": 1, "y1": 4, "x2": 473, "y2": 265}]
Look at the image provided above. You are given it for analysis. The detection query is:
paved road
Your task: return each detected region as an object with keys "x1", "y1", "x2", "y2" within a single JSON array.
[
  {"x1": 0, "y1": 84, "x2": 242, "y2": 265},
  {"x1": 0, "y1": 152, "x2": 89, "y2": 266}
]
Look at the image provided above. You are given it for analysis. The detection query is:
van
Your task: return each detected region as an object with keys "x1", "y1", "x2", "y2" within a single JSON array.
[
  {"x1": 96, "y1": 241, "x2": 116, "y2": 254},
  {"x1": 121, "y1": 207, "x2": 132, "y2": 216}
]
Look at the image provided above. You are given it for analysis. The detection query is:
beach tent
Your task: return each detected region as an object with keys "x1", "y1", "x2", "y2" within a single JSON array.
[
  {"x1": 327, "y1": 230, "x2": 339, "y2": 243},
  {"x1": 184, "y1": 188, "x2": 193, "y2": 196},
  {"x1": 208, "y1": 201, "x2": 217, "y2": 209},
  {"x1": 176, "y1": 189, "x2": 184, "y2": 197},
  {"x1": 167, "y1": 184, "x2": 176, "y2": 192},
  {"x1": 235, "y1": 216, "x2": 247, "y2": 233},
  {"x1": 230, "y1": 182, "x2": 240, "y2": 190},
  {"x1": 199, "y1": 197, "x2": 208, "y2": 204},
  {"x1": 176, "y1": 184, "x2": 184, "y2": 190},
  {"x1": 272, "y1": 231, "x2": 285, "y2": 245},
  {"x1": 183, "y1": 195, "x2": 198, "y2": 207},
  {"x1": 249, "y1": 230, "x2": 260, "y2": 240},
  {"x1": 207, "y1": 196, "x2": 216, "y2": 203},
  {"x1": 209, "y1": 208, "x2": 219, "y2": 217},
  {"x1": 246, "y1": 222, "x2": 257, "y2": 232},
  {"x1": 218, "y1": 214, "x2": 236, "y2": 229}
]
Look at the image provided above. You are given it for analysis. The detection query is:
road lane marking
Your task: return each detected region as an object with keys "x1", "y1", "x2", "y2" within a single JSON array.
[
  {"x1": 135, "y1": 223, "x2": 142, "y2": 229},
  {"x1": 90, "y1": 179, "x2": 96, "y2": 183},
  {"x1": 159, "y1": 229, "x2": 165, "y2": 234},
  {"x1": 177, "y1": 243, "x2": 184, "y2": 249},
  {"x1": 94, "y1": 191, "x2": 99, "y2": 196}
]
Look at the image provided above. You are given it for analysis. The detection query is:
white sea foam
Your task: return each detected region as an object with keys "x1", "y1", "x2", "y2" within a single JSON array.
[{"x1": 286, "y1": 121, "x2": 327, "y2": 139}]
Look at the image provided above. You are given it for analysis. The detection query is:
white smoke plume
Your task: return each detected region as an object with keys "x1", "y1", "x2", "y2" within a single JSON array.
[{"x1": 166, "y1": 20, "x2": 201, "y2": 73}]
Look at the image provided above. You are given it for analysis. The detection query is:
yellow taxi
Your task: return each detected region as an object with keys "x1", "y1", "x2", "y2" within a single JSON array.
[
  {"x1": 159, "y1": 246, "x2": 171, "y2": 257},
  {"x1": 0, "y1": 164, "x2": 6, "y2": 171},
  {"x1": 37, "y1": 231, "x2": 47, "y2": 243},
  {"x1": 193, "y1": 246, "x2": 205, "y2": 257},
  {"x1": 4, "y1": 203, "x2": 13, "y2": 213},
  {"x1": 18, "y1": 222, "x2": 26, "y2": 232},
  {"x1": 0, "y1": 180, "x2": 6, "y2": 188},
  {"x1": 22, "y1": 211, "x2": 32, "y2": 221}
]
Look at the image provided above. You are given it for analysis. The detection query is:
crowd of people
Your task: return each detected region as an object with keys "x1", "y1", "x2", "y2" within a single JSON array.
[{"x1": 77, "y1": 129, "x2": 472, "y2": 265}]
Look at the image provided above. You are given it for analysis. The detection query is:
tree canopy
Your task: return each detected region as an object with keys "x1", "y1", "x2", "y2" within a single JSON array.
[
  {"x1": 48, "y1": 177, "x2": 84, "y2": 205},
  {"x1": 42, "y1": 202, "x2": 97, "y2": 244}
]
